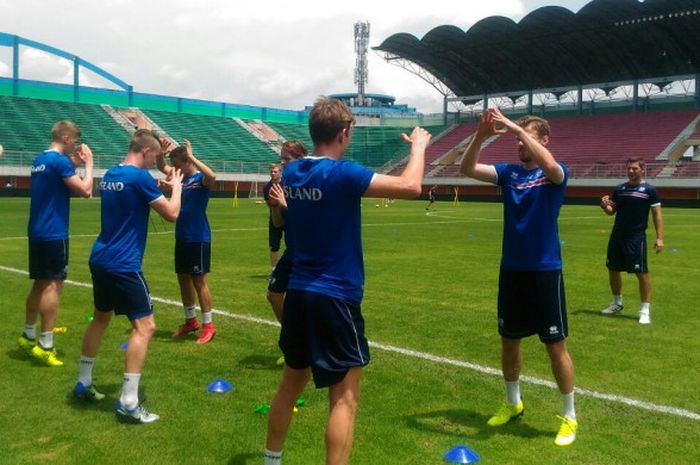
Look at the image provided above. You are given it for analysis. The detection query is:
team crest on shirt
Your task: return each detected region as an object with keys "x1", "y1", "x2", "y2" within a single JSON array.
[
  {"x1": 639, "y1": 187, "x2": 646, "y2": 192},
  {"x1": 510, "y1": 172, "x2": 518, "y2": 179}
]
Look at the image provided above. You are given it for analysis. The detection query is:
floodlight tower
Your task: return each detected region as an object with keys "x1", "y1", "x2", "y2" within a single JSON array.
[{"x1": 354, "y1": 21, "x2": 370, "y2": 107}]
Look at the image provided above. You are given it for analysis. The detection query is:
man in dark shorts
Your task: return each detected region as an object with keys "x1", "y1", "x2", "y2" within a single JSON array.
[
  {"x1": 460, "y1": 108, "x2": 577, "y2": 446},
  {"x1": 72, "y1": 129, "x2": 182, "y2": 424},
  {"x1": 20, "y1": 120, "x2": 93, "y2": 367},
  {"x1": 157, "y1": 139, "x2": 218, "y2": 343},
  {"x1": 266, "y1": 140, "x2": 307, "y2": 324},
  {"x1": 264, "y1": 163, "x2": 283, "y2": 271},
  {"x1": 425, "y1": 184, "x2": 437, "y2": 210},
  {"x1": 263, "y1": 97, "x2": 430, "y2": 465},
  {"x1": 600, "y1": 157, "x2": 663, "y2": 325}
]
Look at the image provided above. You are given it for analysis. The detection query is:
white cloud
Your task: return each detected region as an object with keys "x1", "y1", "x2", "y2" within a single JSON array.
[{"x1": 0, "y1": 1, "x2": 589, "y2": 113}]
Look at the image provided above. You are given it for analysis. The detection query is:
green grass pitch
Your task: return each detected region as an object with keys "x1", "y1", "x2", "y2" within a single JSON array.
[{"x1": 0, "y1": 197, "x2": 698, "y2": 464}]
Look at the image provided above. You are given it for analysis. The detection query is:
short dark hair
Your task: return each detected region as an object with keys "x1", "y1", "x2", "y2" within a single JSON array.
[
  {"x1": 129, "y1": 128, "x2": 161, "y2": 153},
  {"x1": 169, "y1": 146, "x2": 188, "y2": 162},
  {"x1": 515, "y1": 115, "x2": 551, "y2": 138},
  {"x1": 281, "y1": 140, "x2": 307, "y2": 159},
  {"x1": 626, "y1": 157, "x2": 645, "y2": 169},
  {"x1": 308, "y1": 97, "x2": 355, "y2": 145}
]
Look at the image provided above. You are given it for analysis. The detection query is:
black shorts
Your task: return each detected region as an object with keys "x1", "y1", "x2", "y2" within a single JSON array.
[
  {"x1": 497, "y1": 269, "x2": 568, "y2": 343},
  {"x1": 268, "y1": 219, "x2": 283, "y2": 252},
  {"x1": 28, "y1": 239, "x2": 68, "y2": 280},
  {"x1": 606, "y1": 234, "x2": 648, "y2": 274},
  {"x1": 280, "y1": 290, "x2": 370, "y2": 388},
  {"x1": 91, "y1": 268, "x2": 154, "y2": 321},
  {"x1": 175, "y1": 241, "x2": 211, "y2": 275},
  {"x1": 268, "y1": 250, "x2": 293, "y2": 293}
]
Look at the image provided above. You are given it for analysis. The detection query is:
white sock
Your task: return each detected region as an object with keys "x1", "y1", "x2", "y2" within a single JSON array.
[
  {"x1": 78, "y1": 356, "x2": 95, "y2": 386},
  {"x1": 39, "y1": 331, "x2": 54, "y2": 349},
  {"x1": 561, "y1": 391, "x2": 576, "y2": 419},
  {"x1": 505, "y1": 380, "x2": 521, "y2": 405},
  {"x1": 23, "y1": 324, "x2": 36, "y2": 340},
  {"x1": 640, "y1": 302, "x2": 650, "y2": 314},
  {"x1": 203, "y1": 311, "x2": 213, "y2": 325},
  {"x1": 613, "y1": 295, "x2": 623, "y2": 306},
  {"x1": 120, "y1": 373, "x2": 141, "y2": 409},
  {"x1": 264, "y1": 449, "x2": 282, "y2": 465},
  {"x1": 184, "y1": 305, "x2": 197, "y2": 320}
]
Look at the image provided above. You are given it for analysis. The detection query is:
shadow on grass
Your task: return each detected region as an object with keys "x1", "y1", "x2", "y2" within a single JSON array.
[
  {"x1": 572, "y1": 309, "x2": 639, "y2": 321},
  {"x1": 249, "y1": 274, "x2": 271, "y2": 280},
  {"x1": 238, "y1": 354, "x2": 281, "y2": 371},
  {"x1": 228, "y1": 452, "x2": 259, "y2": 465},
  {"x1": 65, "y1": 383, "x2": 121, "y2": 413},
  {"x1": 405, "y1": 408, "x2": 549, "y2": 440},
  {"x1": 151, "y1": 329, "x2": 195, "y2": 343},
  {"x1": 7, "y1": 347, "x2": 70, "y2": 366}
]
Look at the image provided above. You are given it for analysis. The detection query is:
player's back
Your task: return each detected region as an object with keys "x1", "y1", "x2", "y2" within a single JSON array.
[
  {"x1": 283, "y1": 157, "x2": 374, "y2": 303},
  {"x1": 90, "y1": 165, "x2": 163, "y2": 272},
  {"x1": 28, "y1": 150, "x2": 75, "y2": 241}
]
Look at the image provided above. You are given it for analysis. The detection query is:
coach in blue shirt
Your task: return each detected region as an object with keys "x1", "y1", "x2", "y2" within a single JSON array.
[
  {"x1": 460, "y1": 108, "x2": 577, "y2": 446},
  {"x1": 20, "y1": 120, "x2": 93, "y2": 367},
  {"x1": 263, "y1": 97, "x2": 431, "y2": 465}
]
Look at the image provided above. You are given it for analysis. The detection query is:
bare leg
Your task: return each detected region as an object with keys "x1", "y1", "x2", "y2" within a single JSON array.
[
  {"x1": 192, "y1": 274, "x2": 212, "y2": 314},
  {"x1": 326, "y1": 367, "x2": 362, "y2": 465},
  {"x1": 608, "y1": 270, "x2": 622, "y2": 296},
  {"x1": 266, "y1": 365, "x2": 311, "y2": 452},
  {"x1": 177, "y1": 274, "x2": 196, "y2": 308},
  {"x1": 81, "y1": 310, "x2": 113, "y2": 357},
  {"x1": 124, "y1": 315, "x2": 156, "y2": 374},
  {"x1": 545, "y1": 340, "x2": 575, "y2": 394},
  {"x1": 270, "y1": 251, "x2": 280, "y2": 269},
  {"x1": 637, "y1": 273, "x2": 651, "y2": 303},
  {"x1": 501, "y1": 337, "x2": 522, "y2": 382},
  {"x1": 267, "y1": 291, "x2": 284, "y2": 324},
  {"x1": 25, "y1": 279, "x2": 64, "y2": 332}
]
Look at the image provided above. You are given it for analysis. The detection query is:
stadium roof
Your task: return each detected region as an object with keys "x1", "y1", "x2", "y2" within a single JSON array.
[{"x1": 374, "y1": 0, "x2": 700, "y2": 103}]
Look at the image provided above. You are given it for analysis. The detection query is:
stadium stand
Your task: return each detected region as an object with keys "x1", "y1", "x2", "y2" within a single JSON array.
[
  {"x1": 433, "y1": 109, "x2": 700, "y2": 178},
  {"x1": 143, "y1": 110, "x2": 279, "y2": 171},
  {"x1": 268, "y1": 122, "x2": 452, "y2": 169},
  {"x1": 0, "y1": 95, "x2": 131, "y2": 167}
]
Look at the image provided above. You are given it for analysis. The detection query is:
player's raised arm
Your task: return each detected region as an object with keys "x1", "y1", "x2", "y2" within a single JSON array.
[
  {"x1": 363, "y1": 126, "x2": 430, "y2": 199},
  {"x1": 460, "y1": 111, "x2": 499, "y2": 184},
  {"x1": 184, "y1": 139, "x2": 216, "y2": 188},
  {"x1": 64, "y1": 143, "x2": 94, "y2": 198},
  {"x1": 151, "y1": 168, "x2": 183, "y2": 222},
  {"x1": 490, "y1": 108, "x2": 564, "y2": 184},
  {"x1": 155, "y1": 137, "x2": 174, "y2": 176}
]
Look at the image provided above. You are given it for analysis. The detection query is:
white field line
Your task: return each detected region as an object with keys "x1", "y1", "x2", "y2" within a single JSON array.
[{"x1": 2, "y1": 264, "x2": 698, "y2": 422}]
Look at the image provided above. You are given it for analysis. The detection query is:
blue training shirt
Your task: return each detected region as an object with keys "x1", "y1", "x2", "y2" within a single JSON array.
[
  {"x1": 28, "y1": 150, "x2": 76, "y2": 241},
  {"x1": 610, "y1": 182, "x2": 660, "y2": 238},
  {"x1": 284, "y1": 156, "x2": 375, "y2": 303},
  {"x1": 89, "y1": 165, "x2": 164, "y2": 272},
  {"x1": 495, "y1": 163, "x2": 568, "y2": 271},
  {"x1": 176, "y1": 171, "x2": 211, "y2": 242}
]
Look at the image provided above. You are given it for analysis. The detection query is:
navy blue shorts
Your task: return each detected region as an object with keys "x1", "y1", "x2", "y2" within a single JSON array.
[
  {"x1": 606, "y1": 234, "x2": 648, "y2": 274},
  {"x1": 497, "y1": 269, "x2": 568, "y2": 343},
  {"x1": 175, "y1": 241, "x2": 211, "y2": 275},
  {"x1": 28, "y1": 239, "x2": 68, "y2": 280},
  {"x1": 268, "y1": 219, "x2": 283, "y2": 252},
  {"x1": 91, "y1": 268, "x2": 153, "y2": 321},
  {"x1": 268, "y1": 250, "x2": 292, "y2": 293},
  {"x1": 280, "y1": 289, "x2": 370, "y2": 388}
]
